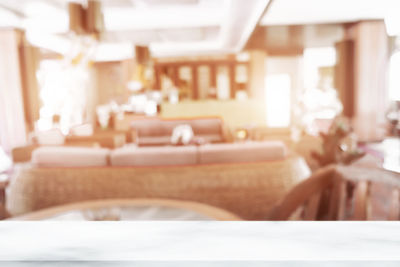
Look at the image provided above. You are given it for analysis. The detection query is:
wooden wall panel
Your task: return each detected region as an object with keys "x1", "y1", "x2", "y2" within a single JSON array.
[
  {"x1": 191, "y1": 65, "x2": 198, "y2": 100},
  {"x1": 154, "y1": 58, "x2": 249, "y2": 100},
  {"x1": 246, "y1": 26, "x2": 304, "y2": 56},
  {"x1": 335, "y1": 40, "x2": 355, "y2": 117},
  {"x1": 93, "y1": 61, "x2": 128, "y2": 105},
  {"x1": 229, "y1": 63, "x2": 236, "y2": 98},
  {"x1": 248, "y1": 50, "x2": 266, "y2": 100},
  {"x1": 19, "y1": 36, "x2": 40, "y2": 132}
]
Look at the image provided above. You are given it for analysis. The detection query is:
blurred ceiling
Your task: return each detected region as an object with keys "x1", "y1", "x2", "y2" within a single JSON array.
[
  {"x1": 0, "y1": 0, "x2": 269, "y2": 59},
  {"x1": 261, "y1": 0, "x2": 399, "y2": 26},
  {"x1": 0, "y1": 0, "x2": 399, "y2": 60}
]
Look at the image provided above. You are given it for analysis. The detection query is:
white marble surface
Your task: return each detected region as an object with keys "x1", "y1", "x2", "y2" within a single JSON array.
[
  {"x1": 0, "y1": 262, "x2": 399, "y2": 267},
  {"x1": 0, "y1": 222, "x2": 399, "y2": 263}
]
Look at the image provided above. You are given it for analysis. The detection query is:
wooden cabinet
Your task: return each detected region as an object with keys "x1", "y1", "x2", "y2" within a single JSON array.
[
  {"x1": 335, "y1": 40, "x2": 355, "y2": 117},
  {"x1": 153, "y1": 58, "x2": 250, "y2": 101}
]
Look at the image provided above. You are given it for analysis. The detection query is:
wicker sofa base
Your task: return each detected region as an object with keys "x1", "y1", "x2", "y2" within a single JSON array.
[{"x1": 7, "y1": 156, "x2": 310, "y2": 220}]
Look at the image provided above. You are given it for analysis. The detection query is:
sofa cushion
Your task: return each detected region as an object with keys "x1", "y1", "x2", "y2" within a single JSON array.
[
  {"x1": 163, "y1": 118, "x2": 222, "y2": 136},
  {"x1": 111, "y1": 145, "x2": 198, "y2": 166},
  {"x1": 69, "y1": 123, "x2": 94, "y2": 136},
  {"x1": 137, "y1": 134, "x2": 222, "y2": 146},
  {"x1": 131, "y1": 118, "x2": 225, "y2": 142},
  {"x1": 32, "y1": 146, "x2": 110, "y2": 167},
  {"x1": 198, "y1": 141, "x2": 287, "y2": 164},
  {"x1": 196, "y1": 134, "x2": 224, "y2": 144},
  {"x1": 131, "y1": 119, "x2": 166, "y2": 137},
  {"x1": 171, "y1": 124, "x2": 194, "y2": 145},
  {"x1": 36, "y1": 129, "x2": 65, "y2": 145},
  {"x1": 189, "y1": 118, "x2": 223, "y2": 135}
]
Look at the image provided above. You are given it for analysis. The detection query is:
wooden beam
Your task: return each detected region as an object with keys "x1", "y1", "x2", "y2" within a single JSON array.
[
  {"x1": 210, "y1": 63, "x2": 217, "y2": 89},
  {"x1": 229, "y1": 62, "x2": 236, "y2": 99},
  {"x1": 154, "y1": 65, "x2": 161, "y2": 90},
  {"x1": 191, "y1": 65, "x2": 198, "y2": 100},
  {"x1": 335, "y1": 40, "x2": 355, "y2": 117},
  {"x1": 18, "y1": 37, "x2": 40, "y2": 133},
  {"x1": 173, "y1": 66, "x2": 179, "y2": 88}
]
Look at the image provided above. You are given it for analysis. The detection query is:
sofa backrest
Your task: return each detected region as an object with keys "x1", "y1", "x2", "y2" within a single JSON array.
[
  {"x1": 111, "y1": 145, "x2": 197, "y2": 166},
  {"x1": 32, "y1": 146, "x2": 110, "y2": 167},
  {"x1": 162, "y1": 118, "x2": 223, "y2": 135},
  {"x1": 131, "y1": 117, "x2": 223, "y2": 139},
  {"x1": 110, "y1": 141, "x2": 287, "y2": 167},
  {"x1": 31, "y1": 141, "x2": 287, "y2": 168},
  {"x1": 198, "y1": 141, "x2": 287, "y2": 164},
  {"x1": 36, "y1": 129, "x2": 65, "y2": 145},
  {"x1": 131, "y1": 118, "x2": 165, "y2": 137}
]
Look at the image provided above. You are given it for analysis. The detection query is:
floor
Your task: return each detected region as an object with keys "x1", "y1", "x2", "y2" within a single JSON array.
[{"x1": 362, "y1": 137, "x2": 400, "y2": 173}]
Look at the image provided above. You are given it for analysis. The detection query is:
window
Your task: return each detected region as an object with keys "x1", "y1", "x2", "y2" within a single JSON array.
[
  {"x1": 389, "y1": 51, "x2": 400, "y2": 101},
  {"x1": 36, "y1": 59, "x2": 90, "y2": 133},
  {"x1": 302, "y1": 47, "x2": 342, "y2": 121},
  {"x1": 197, "y1": 65, "x2": 210, "y2": 100},
  {"x1": 265, "y1": 74, "x2": 291, "y2": 127},
  {"x1": 303, "y1": 47, "x2": 336, "y2": 90},
  {"x1": 216, "y1": 66, "x2": 230, "y2": 100}
]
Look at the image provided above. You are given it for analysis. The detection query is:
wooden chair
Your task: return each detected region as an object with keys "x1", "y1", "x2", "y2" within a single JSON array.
[{"x1": 267, "y1": 165, "x2": 400, "y2": 221}]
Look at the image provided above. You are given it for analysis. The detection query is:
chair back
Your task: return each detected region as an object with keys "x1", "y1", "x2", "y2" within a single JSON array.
[{"x1": 268, "y1": 165, "x2": 400, "y2": 221}]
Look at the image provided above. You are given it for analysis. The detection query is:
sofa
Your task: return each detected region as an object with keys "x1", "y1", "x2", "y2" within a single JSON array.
[
  {"x1": 7, "y1": 141, "x2": 311, "y2": 220},
  {"x1": 111, "y1": 141, "x2": 287, "y2": 166},
  {"x1": 131, "y1": 117, "x2": 229, "y2": 146}
]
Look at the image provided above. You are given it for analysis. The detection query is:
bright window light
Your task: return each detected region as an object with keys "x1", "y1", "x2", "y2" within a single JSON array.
[
  {"x1": 0, "y1": 8, "x2": 20, "y2": 27},
  {"x1": 303, "y1": 47, "x2": 336, "y2": 89},
  {"x1": 265, "y1": 74, "x2": 291, "y2": 127},
  {"x1": 389, "y1": 51, "x2": 400, "y2": 101}
]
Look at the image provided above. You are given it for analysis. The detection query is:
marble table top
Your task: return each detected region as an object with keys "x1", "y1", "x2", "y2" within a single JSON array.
[{"x1": 0, "y1": 222, "x2": 399, "y2": 265}]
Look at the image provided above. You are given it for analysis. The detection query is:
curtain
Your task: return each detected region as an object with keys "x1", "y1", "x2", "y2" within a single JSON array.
[{"x1": 0, "y1": 30, "x2": 27, "y2": 153}]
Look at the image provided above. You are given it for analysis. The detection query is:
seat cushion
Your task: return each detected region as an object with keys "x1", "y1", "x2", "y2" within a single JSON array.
[
  {"x1": 111, "y1": 145, "x2": 198, "y2": 166},
  {"x1": 196, "y1": 134, "x2": 224, "y2": 143},
  {"x1": 198, "y1": 141, "x2": 287, "y2": 164},
  {"x1": 32, "y1": 146, "x2": 110, "y2": 167}
]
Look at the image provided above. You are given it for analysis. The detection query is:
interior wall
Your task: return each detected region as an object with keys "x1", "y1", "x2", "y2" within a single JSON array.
[
  {"x1": 160, "y1": 51, "x2": 304, "y2": 129},
  {"x1": 161, "y1": 100, "x2": 266, "y2": 128},
  {"x1": 158, "y1": 52, "x2": 268, "y2": 129},
  {"x1": 19, "y1": 37, "x2": 40, "y2": 132},
  {"x1": 92, "y1": 60, "x2": 132, "y2": 106},
  {"x1": 265, "y1": 55, "x2": 304, "y2": 126},
  {"x1": 248, "y1": 50, "x2": 267, "y2": 101}
]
